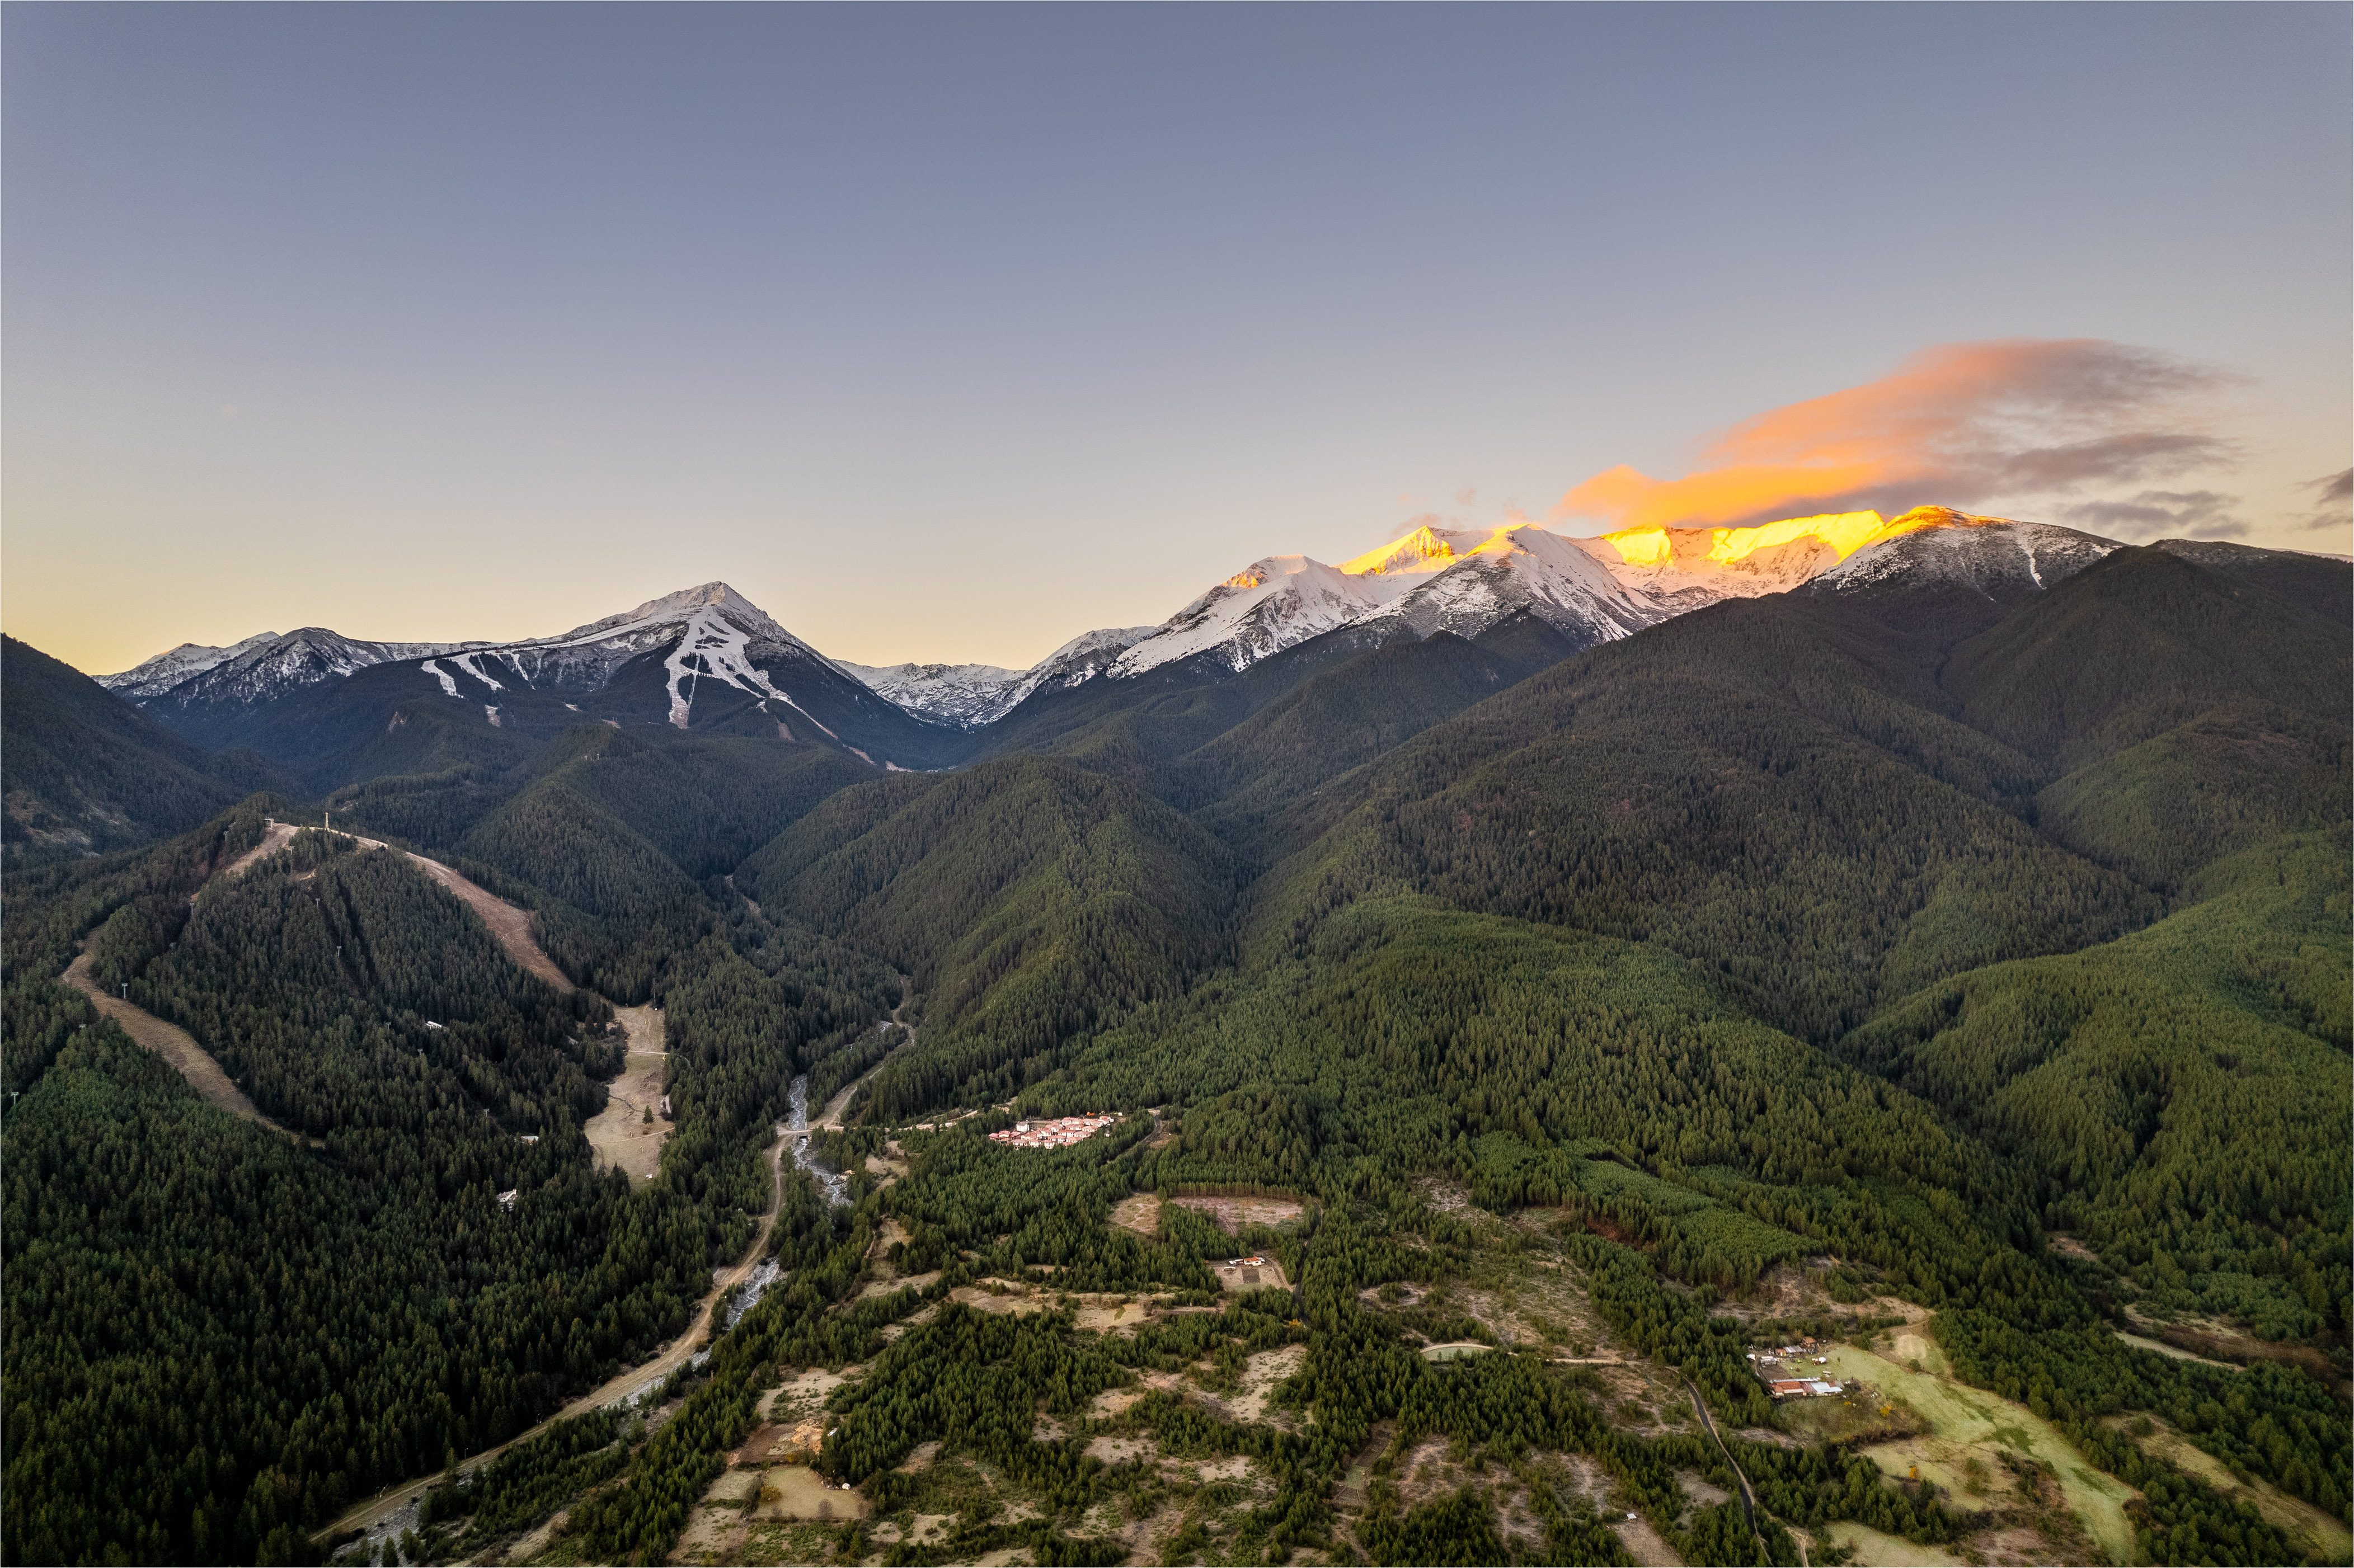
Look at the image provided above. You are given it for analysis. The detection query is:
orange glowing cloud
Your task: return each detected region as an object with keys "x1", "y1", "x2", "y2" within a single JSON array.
[{"x1": 1555, "y1": 340, "x2": 2242, "y2": 533}]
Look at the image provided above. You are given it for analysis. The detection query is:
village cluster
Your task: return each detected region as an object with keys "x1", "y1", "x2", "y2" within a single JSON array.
[
  {"x1": 1749, "y1": 1338, "x2": 1846, "y2": 1399},
  {"x1": 986, "y1": 1114, "x2": 1117, "y2": 1150}
]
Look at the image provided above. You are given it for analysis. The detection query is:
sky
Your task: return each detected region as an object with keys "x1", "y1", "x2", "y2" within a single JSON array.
[{"x1": 5, "y1": 3, "x2": 2348, "y2": 676}]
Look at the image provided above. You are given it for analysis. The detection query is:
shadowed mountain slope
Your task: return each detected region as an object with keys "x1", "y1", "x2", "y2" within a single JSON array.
[
  {"x1": 1, "y1": 635, "x2": 295, "y2": 864},
  {"x1": 1946, "y1": 547, "x2": 2351, "y2": 771}
]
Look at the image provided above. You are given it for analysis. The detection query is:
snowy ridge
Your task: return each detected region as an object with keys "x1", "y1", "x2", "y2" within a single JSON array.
[
  {"x1": 1354, "y1": 524, "x2": 1663, "y2": 642},
  {"x1": 1808, "y1": 509, "x2": 2117, "y2": 598},
  {"x1": 99, "y1": 632, "x2": 284, "y2": 699},
  {"x1": 1110, "y1": 557, "x2": 1406, "y2": 677},
  {"x1": 399, "y1": 581, "x2": 844, "y2": 735},
  {"x1": 831, "y1": 661, "x2": 1028, "y2": 731},
  {"x1": 105, "y1": 628, "x2": 480, "y2": 708},
  {"x1": 1570, "y1": 510, "x2": 1893, "y2": 611}
]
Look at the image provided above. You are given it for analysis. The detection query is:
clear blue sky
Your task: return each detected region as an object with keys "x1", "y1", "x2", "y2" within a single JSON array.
[{"x1": 6, "y1": 3, "x2": 2347, "y2": 674}]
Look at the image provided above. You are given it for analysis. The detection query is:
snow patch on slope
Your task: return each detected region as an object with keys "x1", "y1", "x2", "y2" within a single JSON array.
[
  {"x1": 1810, "y1": 509, "x2": 2117, "y2": 597},
  {"x1": 833, "y1": 661, "x2": 1028, "y2": 730},
  {"x1": 100, "y1": 632, "x2": 283, "y2": 699}
]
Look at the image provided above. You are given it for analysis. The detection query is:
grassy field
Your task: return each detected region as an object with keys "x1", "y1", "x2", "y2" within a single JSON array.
[
  {"x1": 1816, "y1": 1345, "x2": 2138, "y2": 1565},
  {"x1": 1818, "y1": 1519, "x2": 1967, "y2": 1566},
  {"x1": 2106, "y1": 1412, "x2": 2354, "y2": 1565}
]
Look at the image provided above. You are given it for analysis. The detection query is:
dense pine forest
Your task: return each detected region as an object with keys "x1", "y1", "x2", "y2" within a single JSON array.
[{"x1": 3, "y1": 543, "x2": 2347, "y2": 1567}]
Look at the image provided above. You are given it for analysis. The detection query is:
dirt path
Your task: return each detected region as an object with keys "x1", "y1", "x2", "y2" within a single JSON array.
[
  {"x1": 312, "y1": 1127, "x2": 794, "y2": 1550},
  {"x1": 60, "y1": 942, "x2": 314, "y2": 1145},
  {"x1": 265, "y1": 820, "x2": 574, "y2": 991},
  {"x1": 221, "y1": 820, "x2": 299, "y2": 878},
  {"x1": 1684, "y1": 1375, "x2": 1768, "y2": 1559},
  {"x1": 816, "y1": 980, "x2": 917, "y2": 1129}
]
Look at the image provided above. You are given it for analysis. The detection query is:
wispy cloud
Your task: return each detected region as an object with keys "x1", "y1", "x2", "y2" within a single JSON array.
[
  {"x1": 1554, "y1": 339, "x2": 2244, "y2": 533},
  {"x1": 2290, "y1": 467, "x2": 2352, "y2": 534},
  {"x1": 2055, "y1": 489, "x2": 2245, "y2": 541}
]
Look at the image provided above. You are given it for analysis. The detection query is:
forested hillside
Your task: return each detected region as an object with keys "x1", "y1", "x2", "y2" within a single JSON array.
[
  {"x1": 2, "y1": 540, "x2": 2346, "y2": 1568},
  {"x1": 1, "y1": 635, "x2": 294, "y2": 866}
]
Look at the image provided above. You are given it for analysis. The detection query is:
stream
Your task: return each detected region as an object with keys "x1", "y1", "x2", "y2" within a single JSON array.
[{"x1": 784, "y1": 1075, "x2": 850, "y2": 1207}]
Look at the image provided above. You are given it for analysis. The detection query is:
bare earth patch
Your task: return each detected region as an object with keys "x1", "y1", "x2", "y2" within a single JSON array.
[
  {"x1": 63, "y1": 944, "x2": 309, "y2": 1143},
  {"x1": 757, "y1": 1365, "x2": 861, "y2": 1422},
  {"x1": 1110, "y1": 1193, "x2": 1162, "y2": 1235},
  {"x1": 1226, "y1": 1343, "x2": 1305, "y2": 1424},
  {"x1": 952, "y1": 1283, "x2": 1051, "y2": 1316},
  {"x1": 1613, "y1": 1514, "x2": 1688, "y2": 1567},
  {"x1": 222, "y1": 820, "x2": 299, "y2": 878},
  {"x1": 670, "y1": 1501, "x2": 749, "y2": 1564},
  {"x1": 754, "y1": 1466, "x2": 867, "y2": 1523},
  {"x1": 1072, "y1": 1298, "x2": 1150, "y2": 1333},
  {"x1": 1210, "y1": 1257, "x2": 1290, "y2": 1292},
  {"x1": 1171, "y1": 1194, "x2": 1305, "y2": 1232},
  {"x1": 585, "y1": 1006, "x2": 670, "y2": 1187}
]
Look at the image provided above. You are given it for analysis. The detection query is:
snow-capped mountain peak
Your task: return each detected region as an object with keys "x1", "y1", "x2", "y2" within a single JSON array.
[
  {"x1": 832, "y1": 660, "x2": 1030, "y2": 731},
  {"x1": 1109, "y1": 554, "x2": 1407, "y2": 678},
  {"x1": 100, "y1": 631, "x2": 284, "y2": 700},
  {"x1": 101, "y1": 628, "x2": 475, "y2": 706},
  {"x1": 1807, "y1": 508, "x2": 2118, "y2": 599}
]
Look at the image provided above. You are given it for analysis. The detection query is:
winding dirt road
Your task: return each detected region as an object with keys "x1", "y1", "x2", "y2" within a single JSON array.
[
  {"x1": 309, "y1": 1130, "x2": 792, "y2": 1549},
  {"x1": 60, "y1": 943, "x2": 313, "y2": 1144},
  {"x1": 69, "y1": 821, "x2": 845, "y2": 1555},
  {"x1": 1684, "y1": 1374, "x2": 1769, "y2": 1560},
  {"x1": 816, "y1": 978, "x2": 919, "y2": 1129},
  {"x1": 269, "y1": 819, "x2": 574, "y2": 991}
]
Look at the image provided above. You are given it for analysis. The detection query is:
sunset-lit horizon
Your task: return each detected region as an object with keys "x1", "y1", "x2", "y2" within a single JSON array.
[{"x1": 5, "y1": 6, "x2": 2347, "y2": 677}]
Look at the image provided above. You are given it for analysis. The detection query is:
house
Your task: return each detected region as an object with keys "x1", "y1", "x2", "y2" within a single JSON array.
[{"x1": 1769, "y1": 1378, "x2": 1844, "y2": 1399}]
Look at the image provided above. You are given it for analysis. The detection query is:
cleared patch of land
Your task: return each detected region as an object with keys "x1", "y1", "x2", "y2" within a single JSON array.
[
  {"x1": 1171, "y1": 1194, "x2": 1305, "y2": 1232},
  {"x1": 1816, "y1": 1344, "x2": 2137, "y2": 1565},
  {"x1": 1108, "y1": 1192, "x2": 1161, "y2": 1235},
  {"x1": 221, "y1": 820, "x2": 299, "y2": 878},
  {"x1": 62, "y1": 944, "x2": 310, "y2": 1143},
  {"x1": 584, "y1": 1005, "x2": 669, "y2": 1187},
  {"x1": 755, "y1": 1465, "x2": 866, "y2": 1522},
  {"x1": 1209, "y1": 1255, "x2": 1289, "y2": 1292},
  {"x1": 2107, "y1": 1412, "x2": 2353, "y2": 1564},
  {"x1": 1820, "y1": 1520, "x2": 1965, "y2": 1566},
  {"x1": 2112, "y1": 1329, "x2": 2239, "y2": 1369}
]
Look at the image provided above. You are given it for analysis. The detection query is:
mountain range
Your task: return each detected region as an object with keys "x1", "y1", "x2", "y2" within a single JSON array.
[
  {"x1": 92, "y1": 504, "x2": 2183, "y2": 754},
  {"x1": 5, "y1": 491, "x2": 2348, "y2": 1568}
]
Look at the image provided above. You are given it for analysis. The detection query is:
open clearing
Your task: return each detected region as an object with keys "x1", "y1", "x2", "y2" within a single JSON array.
[
  {"x1": 1171, "y1": 1194, "x2": 1305, "y2": 1232},
  {"x1": 1820, "y1": 1520, "x2": 1965, "y2": 1566},
  {"x1": 2106, "y1": 1412, "x2": 2354, "y2": 1563},
  {"x1": 222, "y1": 819, "x2": 299, "y2": 878},
  {"x1": 584, "y1": 1005, "x2": 669, "y2": 1186},
  {"x1": 1210, "y1": 1255, "x2": 1289, "y2": 1292},
  {"x1": 754, "y1": 1465, "x2": 867, "y2": 1522},
  {"x1": 1817, "y1": 1344, "x2": 2136, "y2": 1565}
]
